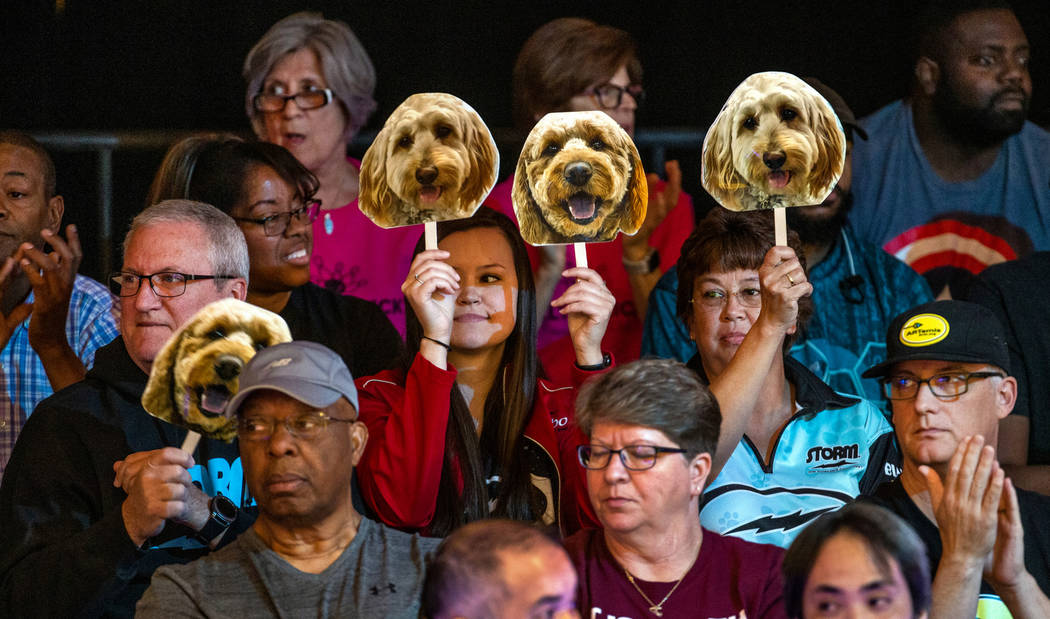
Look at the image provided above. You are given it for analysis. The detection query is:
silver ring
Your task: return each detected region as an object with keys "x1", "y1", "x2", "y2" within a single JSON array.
[{"x1": 413, "y1": 272, "x2": 422, "y2": 285}]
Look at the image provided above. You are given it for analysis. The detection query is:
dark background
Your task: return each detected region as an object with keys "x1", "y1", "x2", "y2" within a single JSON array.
[{"x1": 3, "y1": 0, "x2": 1049, "y2": 281}]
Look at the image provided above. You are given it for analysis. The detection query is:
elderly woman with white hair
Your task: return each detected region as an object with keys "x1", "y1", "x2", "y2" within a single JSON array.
[
  {"x1": 564, "y1": 358, "x2": 787, "y2": 618},
  {"x1": 243, "y1": 11, "x2": 418, "y2": 333}
]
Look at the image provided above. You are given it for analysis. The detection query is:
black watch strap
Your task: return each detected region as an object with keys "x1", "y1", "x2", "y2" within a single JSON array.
[
  {"x1": 576, "y1": 352, "x2": 612, "y2": 372},
  {"x1": 195, "y1": 494, "x2": 238, "y2": 545}
]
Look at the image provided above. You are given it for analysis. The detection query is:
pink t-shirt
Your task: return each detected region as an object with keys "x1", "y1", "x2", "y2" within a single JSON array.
[
  {"x1": 309, "y1": 158, "x2": 421, "y2": 335},
  {"x1": 486, "y1": 175, "x2": 694, "y2": 384},
  {"x1": 564, "y1": 528, "x2": 787, "y2": 619}
]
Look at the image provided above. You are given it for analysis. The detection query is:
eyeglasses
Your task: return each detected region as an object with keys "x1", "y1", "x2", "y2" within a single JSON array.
[
  {"x1": 252, "y1": 88, "x2": 334, "y2": 113},
  {"x1": 232, "y1": 199, "x2": 322, "y2": 236},
  {"x1": 577, "y1": 444, "x2": 687, "y2": 471},
  {"x1": 692, "y1": 287, "x2": 762, "y2": 310},
  {"x1": 237, "y1": 410, "x2": 356, "y2": 442},
  {"x1": 881, "y1": 371, "x2": 1004, "y2": 400},
  {"x1": 587, "y1": 83, "x2": 646, "y2": 109},
  {"x1": 109, "y1": 272, "x2": 237, "y2": 298}
]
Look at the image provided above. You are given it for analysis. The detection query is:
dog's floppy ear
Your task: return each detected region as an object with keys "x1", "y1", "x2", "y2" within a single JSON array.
[
  {"x1": 141, "y1": 327, "x2": 187, "y2": 425},
  {"x1": 807, "y1": 97, "x2": 846, "y2": 201},
  {"x1": 460, "y1": 110, "x2": 498, "y2": 211},
  {"x1": 359, "y1": 125, "x2": 398, "y2": 228},
  {"x1": 701, "y1": 104, "x2": 743, "y2": 210},
  {"x1": 619, "y1": 135, "x2": 648, "y2": 235},
  {"x1": 512, "y1": 136, "x2": 547, "y2": 245}
]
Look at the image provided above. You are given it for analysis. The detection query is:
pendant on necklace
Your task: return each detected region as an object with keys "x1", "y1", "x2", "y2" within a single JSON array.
[
  {"x1": 649, "y1": 605, "x2": 663, "y2": 617},
  {"x1": 324, "y1": 212, "x2": 334, "y2": 235}
]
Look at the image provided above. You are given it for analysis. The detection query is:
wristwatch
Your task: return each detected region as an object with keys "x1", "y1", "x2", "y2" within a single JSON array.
[
  {"x1": 195, "y1": 494, "x2": 238, "y2": 545},
  {"x1": 622, "y1": 247, "x2": 660, "y2": 275}
]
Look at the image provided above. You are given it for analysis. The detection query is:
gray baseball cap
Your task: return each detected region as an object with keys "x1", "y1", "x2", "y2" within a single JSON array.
[{"x1": 227, "y1": 341, "x2": 359, "y2": 416}]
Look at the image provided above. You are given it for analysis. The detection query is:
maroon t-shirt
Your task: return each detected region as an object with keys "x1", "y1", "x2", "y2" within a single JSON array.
[{"x1": 564, "y1": 527, "x2": 787, "y2": 619}]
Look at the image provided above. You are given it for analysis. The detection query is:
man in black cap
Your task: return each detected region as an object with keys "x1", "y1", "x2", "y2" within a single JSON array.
[
  {"x1": 644, "y1": 78, "x2": 931, "y2": 402},
  {"x1": 136, "y1": 341, "x2": 440, "y2": 618},
  {"x1": 862, "y1": 300, "x2": 1050, "y2": 618}
]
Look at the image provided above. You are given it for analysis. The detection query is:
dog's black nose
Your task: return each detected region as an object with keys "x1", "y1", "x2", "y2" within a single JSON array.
[
  {"x1": 763, "y1": 153, "x2": 786, "y2": 170},
  {"x1": 214, "y1": 355, "x2": 245, "y2": 381},
  {"x1": 564, "y1": 162, "x2": 593, "y2": 186},
  {"x1": 416, "y1": 166, "x2": 439, "y2": 185}
]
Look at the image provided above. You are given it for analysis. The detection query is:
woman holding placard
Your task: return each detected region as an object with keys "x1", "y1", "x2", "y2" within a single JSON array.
[
  {"x1": 243, "y1": 12, "x2": 419, "y2": 333},
  {"x1": 355, "y1": 208, "x2": 614, "y2": 537}
]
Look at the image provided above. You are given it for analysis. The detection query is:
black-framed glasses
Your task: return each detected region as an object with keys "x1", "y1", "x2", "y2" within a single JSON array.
[
  {"x1": 232, "y1": 199, "x2": 322, "y2": 236},
  {"x1": 692, "y1": 287, "x2": 762, "y2": 310},
  {"x1": 587, "y1": 83, "x2": 646, "y2": 109},
  {"x1": 237, "y1": 410, "x2": 356, "y2": 442},
  {"x1": 252, "y1": 88, "x2": 334, "y2": 113},
  {"x1": 109, "y1": 272, "x2": 238, "y2": 298},
  {"x1": 881, "y1": 371, "x2": 1004, "y2": 400},
  {"x1": 577, "y1": 444, "x2": 687, "y2": 471}
]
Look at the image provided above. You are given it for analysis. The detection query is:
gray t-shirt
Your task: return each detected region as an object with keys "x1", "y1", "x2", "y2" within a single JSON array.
[{"x1": 136, "y1": 517, "x2": 440, "y2": 618}]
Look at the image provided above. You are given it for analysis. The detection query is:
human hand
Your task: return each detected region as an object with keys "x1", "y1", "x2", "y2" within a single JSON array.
[
  {"x1": 622, "y1": 160, "x2": 681, "y2": 257},
  {"x1": 23, "y1": 225, "x2": 82, "y2": 356},
  {"x1": 401, "y1": 249, "x2": 459, "y2": 345},
  {"x1": 551, "y1": 267, "x2": 615, "y2": 366},
  {"x1": 755, "y1": 246, "x2": 811, "y2": 336},
  {"x1": 0, "y1": 256, "x2": 33, "y2": 351},
  {"x1": 921, "y1": 435, "x2": 1003, "y2": 570},
  {"x1": 113, "y1": 447, "x2": 205, "y2": 547},
  {"x1": 986, "y1": 477, "x2": 1028, "y2": 591}
]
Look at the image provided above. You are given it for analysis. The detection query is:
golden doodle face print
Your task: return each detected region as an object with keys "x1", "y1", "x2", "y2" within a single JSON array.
[
  {"x1": 513, "y1": 111, "x2": 647, "y2": 245},
  {"x1": 141, "y1": 298, "x2": 292, "y2": 441},
  {"x1": 359, "y1": 93, "x2": 498, "y2": 228},
  {"x1": 702, "y1": 71, "x2": 845, "y2": 211}
]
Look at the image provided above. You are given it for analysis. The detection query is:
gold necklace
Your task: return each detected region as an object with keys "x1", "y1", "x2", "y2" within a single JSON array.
[{"x1": 622, "y1": 549, "x2": 700, "y2": 617}]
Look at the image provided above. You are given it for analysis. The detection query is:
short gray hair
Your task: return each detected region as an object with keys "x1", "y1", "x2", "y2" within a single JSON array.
[
  {"x1": 124, "y1": 200, "x2": 249, "y2": 285},
  {"x1": 576, "y1": 358, "x2": 721, "y2": 459},
  {"x1": 243, "y1": 11, "x2": 377, "y2": 142}
]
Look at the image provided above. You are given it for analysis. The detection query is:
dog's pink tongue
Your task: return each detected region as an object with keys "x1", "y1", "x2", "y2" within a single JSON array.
[
  {"x1": 568, "y1": 194, "x2": 596, "y2": 220},
  {"x1": 768, "y1": 171, "x2": 791, "y2": 189},
  {"x1": 419, "y1": 186, "x2": 443, "y2": 204},
  {"x1": 201, "y1": 386, "x2": 232, "y2": 417}
]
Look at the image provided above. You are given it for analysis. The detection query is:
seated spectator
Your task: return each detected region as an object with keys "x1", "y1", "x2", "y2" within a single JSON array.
[
  {"x1": 244, "y1": 12, "x2": 421, "y2": 333},
  {"x1": 643, "y1": 80, "x2": 932, "y2": 401},
  {"x1": 423, "y1": 519, "x2": 577, "y2": 619},
  {"x1": 486, "y1": 17, "x2": 695, "y2": 384},
  {"x1": 137, "y1": 341, "x2": 438, "y2": 618},
  {"x1": 862, "y1": 300, "x2": 1050, "y2": 617},
  {"x1": 566, "y1": 358, "x2": 785, "y2": 617},
  {"x1": 849, "y1": 1, "x2": 1050, "y2": 298},
  {"x1": 674, "y1": 208, "x2": 898, "y2": 547},
  {"x1": 0, "y1": 131, "x2": 118, "y2": 479},
  {"x1": 355, "y1": 209, "x2": 612, "y2": 537},
  {"x1": 966, "y1": 252, "x2": 1050, "y2": 494},
  {"x1": 0, "y1": 200, "x2": 251, "y2": 616},
  {"x1": 150, "y1": 136, "x2": 402, "y2": 378},
  {"x1": 782, "y1": 502, "x2": 931, "y2": 619}
]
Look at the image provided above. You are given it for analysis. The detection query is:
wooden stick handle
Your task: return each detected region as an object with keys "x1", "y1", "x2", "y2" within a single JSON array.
[
  {"x1": 180, "y1": 431, "x2": 201, "y2": 455},
  {"x1": 573, "y1": 242, "x2": 588, "y2": 269},
  {"x1": 425, "y1": 221, "x2": 438, "y2": 251},
  {"x1": 774, "y1": 208, "x2": 787, "y2": 246}
]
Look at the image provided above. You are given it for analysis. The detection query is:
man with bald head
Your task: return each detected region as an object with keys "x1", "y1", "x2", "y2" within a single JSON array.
[{"x1": 0, "y1": 200, "x2": 251, "y2": 618}]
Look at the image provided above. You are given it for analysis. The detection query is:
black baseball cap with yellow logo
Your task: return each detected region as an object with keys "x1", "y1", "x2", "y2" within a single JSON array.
[{"x1": 862, "y1": 300, "x2": 1010, "y2": 378}]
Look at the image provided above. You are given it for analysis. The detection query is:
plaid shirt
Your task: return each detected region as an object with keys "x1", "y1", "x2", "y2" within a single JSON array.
[{"x1": 0, "y1": 275, "x2": 119, "y2": 478}]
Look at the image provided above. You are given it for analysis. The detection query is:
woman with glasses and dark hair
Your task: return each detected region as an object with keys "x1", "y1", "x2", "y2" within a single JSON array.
[
  {"x1": 243, "y1": 12, "x2": 419, "y2": 334},
  {"x1": 565, "y1": 358, "x2": 787, "y2": 617},
  {"x1": 355, "y1": 208, "x2": 614, "y2": 538},
  {"x1": 782, "y1": 502, "x2": 931, "y2": 618},
  {"x1": 148, "y1": 136, "x2": 401, "y2": 378},
  {"x1": 677, "y1": 207, "x2": 899, "y2": 549},
  {"x1": 485, "y1": 17, "x2": 695, "y2": 386}
]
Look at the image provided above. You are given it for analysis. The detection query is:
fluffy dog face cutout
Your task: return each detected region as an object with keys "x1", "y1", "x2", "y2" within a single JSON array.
[
  {"x1": 702, "y1": 71, "x2": 846, "y2": 211},
  {"x1": 142, "y1": 298, "x2": 292, "y2": 441},
  {"x1": 513, "y1": 111, "x2": 647, "y2": 245},
  {"x1": 359, "y1": 93, "x2": 498, "y2": 228}
]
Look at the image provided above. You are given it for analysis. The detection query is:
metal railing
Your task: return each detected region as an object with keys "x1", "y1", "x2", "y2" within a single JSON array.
[{"x1": 30, "y1": 127, "x2": 705, "y2": 275}]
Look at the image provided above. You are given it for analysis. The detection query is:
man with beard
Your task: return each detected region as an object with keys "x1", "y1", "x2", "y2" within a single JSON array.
[
  {"x1": 644, "y1": 80, "x2": 931, "y2": 401},
  {"x1": 849, "y1": 1, "x2": 1050, "y2": 299}
]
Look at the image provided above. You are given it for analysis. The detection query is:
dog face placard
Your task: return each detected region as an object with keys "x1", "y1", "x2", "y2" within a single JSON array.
[
  {"x1": 142, "y1": 298, "x2": 292, "y2": 442},
  {"x1": 513, "y1": 111, "x2": 647, "y2": 245},
  {"x1": 359, "y1": 93, "x2": 499, "y2": 228},
  {"x1": 702, "y1": 71, "x2": 846, "y2": 211}
]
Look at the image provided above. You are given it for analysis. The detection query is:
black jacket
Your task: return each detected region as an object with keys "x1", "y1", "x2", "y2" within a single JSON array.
[{"x1": 0, "y1": 338, "x2": 251, "y2": 618}]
